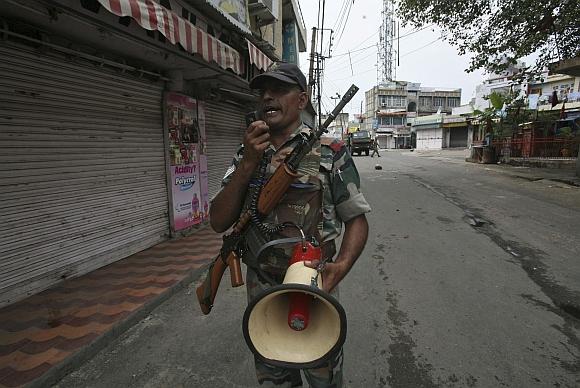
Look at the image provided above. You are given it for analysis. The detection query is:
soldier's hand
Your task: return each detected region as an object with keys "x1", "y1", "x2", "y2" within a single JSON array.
[
  {"x1": 242, "y1": 121, "x2": 270, "y2": 168},
  {"x1": 303, "y1": 260, "x2": 347, "y2": 293}
]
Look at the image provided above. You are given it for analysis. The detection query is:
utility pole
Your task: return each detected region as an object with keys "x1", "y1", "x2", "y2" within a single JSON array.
[
  {"x1": 310, "y1": 28, "x2": 333, "y2": 130},
  {"x1": 307, "y1": 27, "x2": 317, "y2": 100}
]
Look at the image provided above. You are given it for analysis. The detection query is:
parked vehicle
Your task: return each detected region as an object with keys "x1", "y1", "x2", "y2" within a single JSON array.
[{"x1": 350, "y1": 130, "x2": 372, "y2": 156}]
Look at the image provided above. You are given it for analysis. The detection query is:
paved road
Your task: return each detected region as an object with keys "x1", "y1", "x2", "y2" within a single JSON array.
[{"x1": 57, "y1": 150, "x2": 580, "y2": 388}]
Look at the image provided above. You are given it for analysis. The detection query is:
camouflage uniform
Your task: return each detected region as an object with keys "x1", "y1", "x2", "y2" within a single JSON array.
[{"x1": 217, "y1": 124, "x2": 371, "y2": 387}]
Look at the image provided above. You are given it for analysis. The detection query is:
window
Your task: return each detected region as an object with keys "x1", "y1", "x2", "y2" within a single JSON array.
[
  {"x1": 378, "y1": 95, "x2": 407, "y2": 107},
  {"x1": 392, "y1": 96, "x2": 406, "y2": 107},
  {"x1": 419, "y1": 96, "x2": 431, "y2": 106},
  {"x1": 433, "y1": 97, "x2": 445, "y2": 106},
  {"x1": 353, "y1": 131, "x2": 369, "y2": 138},
  {"x1": 378, "y1": 116, "x2": 405, "y2": 126},
  {"x1": 447, "y1": 97, "x2": 460, "y2": 107}
]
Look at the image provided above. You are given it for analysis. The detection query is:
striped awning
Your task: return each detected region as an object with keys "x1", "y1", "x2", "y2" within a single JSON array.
[
  {"x1": 97, "y1": 0, "x2": 243, "y2": 75},
  {"x1": 247, "y1": 39, "x2": 273, "y2": 71}
]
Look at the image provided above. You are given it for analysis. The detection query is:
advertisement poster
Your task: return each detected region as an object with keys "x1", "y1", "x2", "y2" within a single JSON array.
[
  {"x1": 197, "y1": 101, "x2": 210, "y2": 222},
  {"x1": 166, "y1": 93, "x2": 203, "y2": 231}
]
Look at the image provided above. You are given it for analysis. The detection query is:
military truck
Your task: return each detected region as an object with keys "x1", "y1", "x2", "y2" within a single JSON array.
[{"x1": 350, "y1": 130, "x2": 372, "y2": 156}]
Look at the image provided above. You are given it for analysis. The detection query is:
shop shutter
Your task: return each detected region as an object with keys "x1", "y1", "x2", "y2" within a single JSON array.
[
  {"x1": 0, "y1": 43, "x2": 169, "y2": 306},
  {"x1": 449, "y1": 127, "x2": 468, "y2": 148},
  {"x1": 203, "y1": 101, "x2": 249, "y2": 199}
]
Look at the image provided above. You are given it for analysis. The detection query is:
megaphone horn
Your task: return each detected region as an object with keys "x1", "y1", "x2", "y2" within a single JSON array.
[{"x1": 242, "y1": 241, "x2": 347, "y2": 369}]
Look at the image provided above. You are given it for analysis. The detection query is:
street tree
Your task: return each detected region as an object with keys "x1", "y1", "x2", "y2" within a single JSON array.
[{"x1": 396, "y1": 0, "x2": 580, "y2": 79}]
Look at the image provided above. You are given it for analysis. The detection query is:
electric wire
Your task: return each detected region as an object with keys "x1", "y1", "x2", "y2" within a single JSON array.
[
  {"x1": 327, "y1": 48, "x2": 379, "y2": 73},
  {"x1": 327, "y1": 0, "x2": 350, "y2": 55},
  {"x1": 400, "y1": 37, "x2": 441, "y2": 57},
  {"x1": 332, "y1": 0, "x2": 355, "y2": 54},
  {"x1": 331, "y1": 0, "x2": 350, "y2": 31},
  {"x1": 331, "y1": 24, "x2": 434, "y2": 58}
]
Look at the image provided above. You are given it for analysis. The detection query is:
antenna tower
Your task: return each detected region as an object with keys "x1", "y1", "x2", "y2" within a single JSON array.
[{"x1": 378, "y1": 0, "x2": 397, "y2": 82}]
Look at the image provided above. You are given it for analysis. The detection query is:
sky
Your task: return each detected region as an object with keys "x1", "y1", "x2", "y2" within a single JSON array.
[{"x1": 297, "y1": 0, "x2": 486, "y2": 116}]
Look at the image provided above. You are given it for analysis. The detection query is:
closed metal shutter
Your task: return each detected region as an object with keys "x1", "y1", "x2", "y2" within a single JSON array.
[
  {"x1": 0, "y1": 44, "x2": 169, "y2": 306},
  {"x1": 449, "y1": 127, "x2": 468, "y2": 148},
  {"x1": 204, "y1": 101, "x2": 249, "y2": 199}
]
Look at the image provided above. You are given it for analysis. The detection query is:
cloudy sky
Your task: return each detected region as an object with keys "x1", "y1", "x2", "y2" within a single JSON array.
[{"x1": 297, "y1": 0, "x2": 486, "y2": 116}]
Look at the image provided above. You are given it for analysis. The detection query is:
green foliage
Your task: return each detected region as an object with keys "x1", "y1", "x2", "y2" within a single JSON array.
[
  {"x1": 488, "y1": 92, "x2": 506, "y2": 110},
  {"x1": 396, "y1": 0, "x2": 580, "y2": 78},
  {"x1": 557, "y1": 126, "x2": 572, "y2": 137}
]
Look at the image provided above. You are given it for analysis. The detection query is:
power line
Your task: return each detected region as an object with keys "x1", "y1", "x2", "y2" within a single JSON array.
[
  {"x1": 331, "y1": 0, "x2": 350, "y2": 31},
  {"x1": 400, "y1": 37, "x2": 441, "y2": 58},
  {"x1": 326, "y1": 48, "x2": 378, "y2": 73},
  {"x1": 327, "y1": 27, "x2": 380, "y2": 65},
  {"x1": 332, "y1": 0, "x2": 355, "y2": 54},
  {"x1": 330, "y1": 24, "x2": 434, "y2": 59},
  {"x1": 328, "y1": 66, "x2": 377, "y2": 82},
  {"x1": 331, "y1": 43, "x2": 377, "y2": 58}
]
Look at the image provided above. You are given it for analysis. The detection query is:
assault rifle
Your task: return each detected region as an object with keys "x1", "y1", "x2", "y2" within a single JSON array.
[{"x1": 196, "y1": 84, "x2": 359, "y2": 314}]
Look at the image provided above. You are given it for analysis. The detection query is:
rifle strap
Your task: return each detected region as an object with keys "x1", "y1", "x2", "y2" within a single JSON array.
[{"x1": 254, "y1": 236, "x2": 304, "y2": 261}]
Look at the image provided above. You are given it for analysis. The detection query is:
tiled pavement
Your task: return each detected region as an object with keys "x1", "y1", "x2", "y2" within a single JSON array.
[{"x1": 0, "y1": 227, "x2": 222, "y2": 388}]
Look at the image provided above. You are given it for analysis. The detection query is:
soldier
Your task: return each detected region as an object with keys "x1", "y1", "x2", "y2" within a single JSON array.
[
  {"x1": 371, "y1": 137, "x2": 381, "y2": 157},
  {"x1": 210, "y1": 62, "x2": 370, "y2": 387}
]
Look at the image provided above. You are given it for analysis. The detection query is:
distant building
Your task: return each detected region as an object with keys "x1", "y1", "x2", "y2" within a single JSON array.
[
  {"x1": 528, "y1": 73, "x2": 580, "y2": 107},
  {"x1": 412, "y1": 114, "x2": 471, "y2": 150},
  {"x1": 473, "y1": 61, "x2": 528, "y2": 111},
  {"x1": 365, "y1": 81, "x2": 461, "y2": 149}
]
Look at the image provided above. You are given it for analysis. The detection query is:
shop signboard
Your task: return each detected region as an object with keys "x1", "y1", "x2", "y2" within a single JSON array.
[
  {"x1": 166, "y1": 92, "x2": 205, "y2": 231},
  {"x1": 206, "y1": 0, "x2": 250, "y2": 33},
  {"x1": 283, "y1": 21, "x2": 298, "y2": 64}
]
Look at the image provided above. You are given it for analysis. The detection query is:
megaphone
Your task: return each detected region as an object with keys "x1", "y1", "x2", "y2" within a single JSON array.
[{"x1": 242, "y1": 241, "x2": 347, "y2": 369}]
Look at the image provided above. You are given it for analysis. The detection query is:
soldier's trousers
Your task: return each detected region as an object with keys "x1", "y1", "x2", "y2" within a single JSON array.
[{"x1": 246, "y1": 267, "x2": 344, "y2": 388}]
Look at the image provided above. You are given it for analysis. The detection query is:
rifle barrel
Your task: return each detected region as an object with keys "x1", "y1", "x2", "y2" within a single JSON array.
[{"x1": 316, "y1": 84, "x2": 359, "y2": 137}]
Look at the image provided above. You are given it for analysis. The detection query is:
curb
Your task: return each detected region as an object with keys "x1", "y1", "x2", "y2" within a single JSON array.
[
  {"x1": 468, "y1": 162, "x2": 580, "y2": 188},
  {"x1": 27, "y1": 264, "x2": 210, "y2": 388},
  {"x1": 548, "y1": 178, "x2": 580, "y2": 187}
]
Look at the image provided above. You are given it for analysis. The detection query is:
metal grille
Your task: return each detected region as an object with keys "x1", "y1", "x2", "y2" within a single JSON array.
[
  {"x1": 0, "y1": 43, "x2": 169, "y2": 306},
  {"x1": 203, "y1": 101, "x2": 249, "y2": 199}
]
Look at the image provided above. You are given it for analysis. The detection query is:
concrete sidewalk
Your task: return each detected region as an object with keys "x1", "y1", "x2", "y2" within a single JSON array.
[
  {"x1": 0, "y1": 227, "x2": 221, "y2": 388},
  {"x1": 411, "y1": 148, "x2": 580, "y2": 187}
]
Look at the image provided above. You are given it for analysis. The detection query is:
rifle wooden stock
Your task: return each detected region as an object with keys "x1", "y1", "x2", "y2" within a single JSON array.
[
  {"x1": 257, "y1": 163, "x2": 298, "y2": 215},
  {"x1": 196, "y1": 251, "x2": 243, "y2": 315}
]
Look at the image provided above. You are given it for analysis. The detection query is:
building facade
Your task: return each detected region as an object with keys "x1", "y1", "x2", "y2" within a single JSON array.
[
  {"x1": 412, "y1": 114, "x2": 471, "y2": 150},
  {"x1": 365, "y1": 81, "x2": 461, "y2": 149},
  {"x1": 528, "y1": 73, "x2": 580, "y2": 106},
  {"x1": 0, "y1": 0, "x2": 306, "y2": 307}
]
